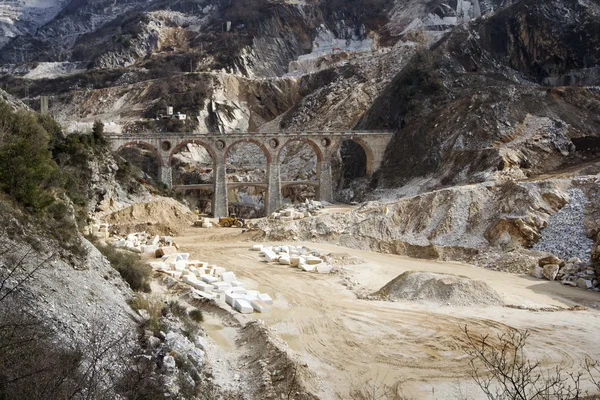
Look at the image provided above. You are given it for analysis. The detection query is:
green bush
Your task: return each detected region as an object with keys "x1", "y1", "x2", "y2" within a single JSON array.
[
  {"x1": 188, "y1": 309, "x2": 204, "y2": 323},
  {"x1": 127, "y1": 296, "x2": 167, "y2": 335},
  {"x1": 0, "y1": 102, "x2": 60, "y2": 211},
  {"x1": 97, "y1": 244, "x2": 152, "y2": 292}
]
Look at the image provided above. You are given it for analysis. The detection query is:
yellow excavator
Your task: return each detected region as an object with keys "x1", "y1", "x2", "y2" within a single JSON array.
[{"x1": 218, "y1": 214, "x2": 245, "y2": 228}]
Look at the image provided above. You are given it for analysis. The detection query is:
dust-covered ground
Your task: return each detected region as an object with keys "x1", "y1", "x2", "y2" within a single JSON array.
[{"x1": 173, "y1": 227, "x2": 600, "y2": 399}]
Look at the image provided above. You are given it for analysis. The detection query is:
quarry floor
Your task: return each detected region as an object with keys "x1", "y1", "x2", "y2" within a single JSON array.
[{"x1": 174, "y1": 227, "x2": 600, "y2": 399}]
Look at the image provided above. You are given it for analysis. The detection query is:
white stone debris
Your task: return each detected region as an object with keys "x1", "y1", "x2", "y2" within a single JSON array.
[
  {"x1": 251, "y1": 243, "x2": 335, "y2": 274},
  {"x1": 149, "y1": 249, "x2": 274, "y2": 314},
  {"x1": 100, "y1": 228, "x2": 183, "y2": 256},
  {"x1": 269, "y1": 199, "x2": 326, "y2": 221}
]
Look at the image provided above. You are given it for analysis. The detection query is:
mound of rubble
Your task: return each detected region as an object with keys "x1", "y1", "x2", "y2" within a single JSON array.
[
  {"x1": 269, "y1": 200, "x2": 326, "y2": 221},
  {"x1": 374, "y1": 271, "x2": 503, "y2": 306},
  {"x1": 149, "y1": 252, "x2": 273, "y2": 314},
  {"x1": 531, "y1": 255, "x2": 599, "y2": 291},
  {"x1": 251, "y1": 244, "x2": 334, "y2": 273},
  {"x1": 532, "y1": 188, "x2": 594, "y2": 262},
  {"x1": 106, "y1": 198, "x2": 195, "y2": 235}
]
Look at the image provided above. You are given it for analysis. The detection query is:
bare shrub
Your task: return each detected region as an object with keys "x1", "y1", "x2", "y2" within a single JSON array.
[
  {"x1": 462, "y1": 326, "x2": 592, "y2": 400},
  {"x1": 349, "y1": 372, "x2": 412, "y2": 400},
  {"x1": 128, "y1": 295, "x2": 168, "y2": 335}
]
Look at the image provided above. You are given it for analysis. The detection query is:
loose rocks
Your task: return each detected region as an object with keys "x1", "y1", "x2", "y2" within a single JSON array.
[{"x1": 533, "y1": 188, "x2": 593, "y2": 262}]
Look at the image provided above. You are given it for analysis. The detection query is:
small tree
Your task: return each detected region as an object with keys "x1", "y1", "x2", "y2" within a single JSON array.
[{"x1": 92, "y1": 120, "x2": 106, "y2": 146}]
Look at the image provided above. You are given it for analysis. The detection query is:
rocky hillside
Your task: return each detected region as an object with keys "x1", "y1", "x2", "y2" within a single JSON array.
[
  {"x1": 358, "y1": 0, "x2": 600, "y2": 193},
  {"x1": 0, "y1": 0, "x2": 515, "y2": 133},
  {"x1": 1, "y1": 0, "x2": 599, "y2": 200}
]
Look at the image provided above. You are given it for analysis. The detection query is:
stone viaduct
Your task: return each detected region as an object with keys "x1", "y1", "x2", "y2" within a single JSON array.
[{"x1": 106, "y1": 131, "x2": 394, "y2": 217}]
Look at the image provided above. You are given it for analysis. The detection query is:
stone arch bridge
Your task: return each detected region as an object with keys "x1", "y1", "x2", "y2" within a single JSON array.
[{"x1": 106, "y1": 131, "x2": 394, "y2": 217}]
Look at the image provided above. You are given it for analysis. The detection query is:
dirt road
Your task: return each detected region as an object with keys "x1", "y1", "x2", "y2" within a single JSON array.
[{"x1": 174, "y1": 227, "x2": 600, "y2": 399}]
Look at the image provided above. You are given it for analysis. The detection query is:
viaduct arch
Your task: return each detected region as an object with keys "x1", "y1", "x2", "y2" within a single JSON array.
[{"x1": 107, "y1": 131, "x2": 394, "y2": 217}]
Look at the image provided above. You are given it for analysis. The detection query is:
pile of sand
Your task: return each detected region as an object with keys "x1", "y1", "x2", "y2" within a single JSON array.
[
  {"x1": 106, "y1": 198, "x2": 195, "y2": 235},
  {"x1": 374, "y1": 271, "x2": 503, "y2": 306}
]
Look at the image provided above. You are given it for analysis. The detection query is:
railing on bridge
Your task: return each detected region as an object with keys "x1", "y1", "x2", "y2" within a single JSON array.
[{"x1": 104, "y1": 130, "x2": 395, "y2": 139}]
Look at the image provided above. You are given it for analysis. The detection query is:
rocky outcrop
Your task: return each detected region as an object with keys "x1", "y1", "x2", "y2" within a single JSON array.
[
  {"x1": 477, "y1": 0, "x2": 600, "y2": 85},
  {"x1": 358, "y1": 0, "x2": 600, "y2": 192},
  {"x1": 256, "y1": 178, "x2": 587, "y2": 260}
]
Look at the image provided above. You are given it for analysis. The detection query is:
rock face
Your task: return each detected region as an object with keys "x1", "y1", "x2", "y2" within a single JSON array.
[
  {"x1": 477, "y1": 0, "x2": 600, "y2": 85},
  {"x1": 358, "y1": 0, "x2": 600, "y2": 192}
]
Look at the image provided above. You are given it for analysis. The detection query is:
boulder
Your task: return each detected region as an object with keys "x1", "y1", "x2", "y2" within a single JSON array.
[
  {"x1": 278, "y1": 255, "x2": 291, "y2": 265},
  {"x1": 245, "y1": 290, "x2": 260, "y2": 300},
  {"x1": 530, "y1": 265, "x2": 544, "y2": 279},
  {"x1": 559, "y1": 264, "x2": 578, "y2": 275},
  {"x1": 225, "y1": 292, "x2": 246, "y2": 307},
  {"x1": 234, "y1": 299, "x2": 254, "y2": 314},
  {"x1": 200, "y1": 274, "x2": 218, "y2": 284},
  {"x1": 317, "y1": 264, "x2": 333, "y2": 274},
  {"x1": 542, "y1": 264, "x2": 559, "y2": 281},
  {"x1": 300, "y1": 263, "x2": 316, "y2": 272},
  {"x1": 213, "y1": 282, "x2": 232, "y2": 291},
  {"x1": 251, "y1": 244, "x2": 263, "y2": 251},
  {"x1": 155, "y1": 246, "x2": 177, "y2": 258},
  {"x1": 262, "y1": 250, "x2": 279, "y2": 262},
  {"x1": 148, "y1": 336, "x2": 161, "y2": 349},
  {"x1": 258, "y1": 293, "x2": 273, "y2": 305},
  {"x1": 250, "y1": 299, "x2": 272, "y2": 313},
  {"x1": 194, "y1": 290, "x2": 216, "y2": 300},
  {"x1": 538, "y1": 255, "x2": 563, "y2": 267},
  {"x1": 305, "y1": 256, "x2": 323, "y2": 265},
  {"x1": 290, "y1": 256, "x2": 301, "y2": 267},
  {"x1": 147, "y1": 235, "x2": 160, "y2": 246},
  {"x1": 576, "y1": 278, "x2": 593, "y2": 290},
  {"x1": 221, "y1": 271, "x2": 236, "y2": 283},
  {"x1": 162, "y1": 355, "x2": 177, "y2": 372}
]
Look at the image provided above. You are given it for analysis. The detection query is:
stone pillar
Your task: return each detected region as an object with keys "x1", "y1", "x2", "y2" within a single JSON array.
[
  {"x1": 159, "y1": 166, "x2": 173, "y2": 188},
  {"x1": 213, "y1": 162, "x2": 228, "y2": 218},
  {"x1": 317, "y1": 159, "x2": 333, "y2": 203},
  {"x1": 266, "y1": 162, "x2": 281, "y2": 215}
]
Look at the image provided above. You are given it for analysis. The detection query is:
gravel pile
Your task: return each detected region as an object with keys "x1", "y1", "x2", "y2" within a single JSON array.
[
  {"x1": 533, "y1": 188, "x2": 593, "y2": 262},
  {"x1": 373, "y1": 271, "x2": 503, "y2": 306}
]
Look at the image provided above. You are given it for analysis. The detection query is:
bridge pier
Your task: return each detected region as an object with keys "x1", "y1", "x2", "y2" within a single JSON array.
[
  {"x1": 266, "y1": 162, "x2": 282, "y2": 215},
  {"x1": 160, "y1": 166, "x2": 173, "y2": 188},
  {"x1": 316, "y1": 159, "x2": 333, "y2": 203},
  {"x1": 213, "y1": 162, "x2": 229, "y2": 218}
]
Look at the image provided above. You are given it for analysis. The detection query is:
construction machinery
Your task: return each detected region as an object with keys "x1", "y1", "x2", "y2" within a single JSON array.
[{"x1": 218, "y1": 215, "x2": 245, "y2": 228}]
